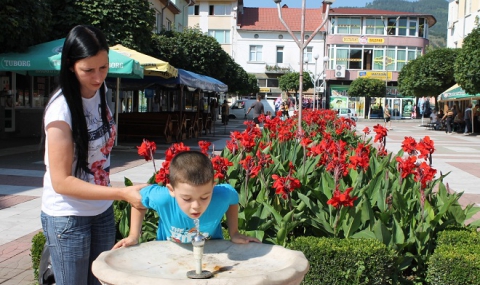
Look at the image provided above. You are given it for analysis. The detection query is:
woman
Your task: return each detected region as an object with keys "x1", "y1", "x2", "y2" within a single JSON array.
[
  {"x1": 41, "y1": 25, "x2": 146, "y2": 285},
  {"x1": 442, "y1": 108, "x2": 454, "y2": 134}
]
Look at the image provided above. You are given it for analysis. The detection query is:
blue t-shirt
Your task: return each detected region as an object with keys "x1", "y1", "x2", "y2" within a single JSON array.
[{"x1": 140, "y1": 183, "x2": 239, "y2": 243}]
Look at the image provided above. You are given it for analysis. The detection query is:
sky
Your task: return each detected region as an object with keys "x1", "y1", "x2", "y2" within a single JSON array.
[{"x1": 242, "y1": 0, "x2": 415, "y2": 8}]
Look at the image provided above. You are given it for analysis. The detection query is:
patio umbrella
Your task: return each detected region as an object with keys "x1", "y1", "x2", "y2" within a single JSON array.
[
  {"x1": 0, "y1": 38, "x2": 144, "y2": 79},
  {"x1": 110, "y1": 44, "x2": 178, "y2": 78}
]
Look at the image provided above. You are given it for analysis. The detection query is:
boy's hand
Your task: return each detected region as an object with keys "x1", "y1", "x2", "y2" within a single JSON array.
[
  {"x1": 112, "y1": 236, "x2": 139, "y2": 249},
  {"x1": 230, "y1": 232, "x2": 261, "y2": 244}
]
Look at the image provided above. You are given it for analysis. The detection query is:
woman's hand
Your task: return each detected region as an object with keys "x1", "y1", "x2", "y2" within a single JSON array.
[{"x1": 123, "y1": 184, "x2": 149, "y2": 209}]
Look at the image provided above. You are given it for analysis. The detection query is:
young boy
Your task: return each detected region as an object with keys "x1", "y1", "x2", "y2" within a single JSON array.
[{"x1": 113, "y1": 151, "x2": 259, "y2": 248}]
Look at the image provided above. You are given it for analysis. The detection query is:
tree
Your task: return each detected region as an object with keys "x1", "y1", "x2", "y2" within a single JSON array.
[
  {"x1": 151, "y1": 28, "x2": 253, "y2": 94},
  {"x1": 151, "y1": 28, "x2": 229, "y2": 81},
  {"x1": 0, "y1": 0, "x2": 52, "y2": 53},
  {"x1": 454, "y1": 26, "x2": 480, "y2": 95},
  {"x1": 398, "y1": 47, "x2": 458, "y2": 98},
  {"x1": 278, "y1": 72, "x2": 313, "y2": 96},
  {"x1": 348, "y1": 78, "x2": 386, "y2": 98}
]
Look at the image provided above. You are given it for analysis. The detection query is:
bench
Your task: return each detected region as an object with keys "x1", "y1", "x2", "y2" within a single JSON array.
[{"x1": 117, "y1": 112, "x2": 175, "y2": 143}]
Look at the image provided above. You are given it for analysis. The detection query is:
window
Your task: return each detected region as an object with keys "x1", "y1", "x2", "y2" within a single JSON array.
[
  {"x1": 373, "y1": 49, "x2": 384, "y2": 70},
  {"x1": 155, "y1": 10, "x2": 162, "y2": 33},
  {"x1": 209, "y1": 4, "x2": 230, "y2": 16},
  {"x1": 386, "y1": 48, "x2": 396, "y2": 71},
  {"x1": 418, "y1": 18, "x2": 425, "y2": 38},
  {"x1": 365, "y1": 18, "x2": 384, "y2": 35},
  {"x1": 408, "y1": 18, "x2": 417, "y2": 36},
  {"x1": 188, "y1": 5, "x2": 199, "y2": 15},
  {"x1": 166, "y1": 19, "x2": 172, "y2": 31},
  {"x1": 276, "y1": 46, "x2": 284, "y2": 64},
  {"x1": 398, "y1": 18, "x2": 407, "y2": 36},
  {"x1": 349, "y1": 46, "x2": 362, "y2": 69},
  {"x1": 304, "y1": 47, "x2": 313, "y2": 63},
  {"x1": 387, "y1": 17, "x2": 398, "y2": 35},
  {"x1": 397, "y1": 49, "x2": 407, "y2": 70},
  {"x1": 249, "y1": 45, "x2": 263, "y2": 61},
  {"x1": 267, "y1": 79, "x2": 279, "y2": 87},
  {"x1": 336, "y1": 17, "x2": 361, "y2": 34},
  {"x1": 208, "y1": 30, "x2": 231, "y2": 44}
]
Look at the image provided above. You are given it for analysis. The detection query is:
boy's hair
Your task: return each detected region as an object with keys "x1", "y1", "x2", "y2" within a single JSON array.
[{"x1": 169, "y1": 151, "x2": 214, "y2": 187}]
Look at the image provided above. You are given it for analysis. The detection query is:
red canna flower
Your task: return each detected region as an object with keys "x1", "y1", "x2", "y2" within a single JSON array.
[
  {"x1": 401, "y1": 136, "x2": 417, "y2": 155},
  {"x1": 240, "y1": 155, "x2": 261, "y2": 178},
  {"x1": 417, "y1": 136, "x2": 435, "y2": 159},
  {"x1": 396, "y1": 156, "x2": 417, "y2": 179},
  {"x1": 414, "y1": 162, "x2": 437, "y2": 189},
  {"x1": 327, "y1": 186, "x2": 358, "y2": 208},
  {"x1": 362, "y1": 127, "x2": 370, "y2": 135},
  {"x1": 300, "y1": 137, "x2": 313, "y2": 147},
  {"x1": 198, "y1": 141, "x2": 212, "y2": 155},
  {"x1": 211, "y1": 156, "x2": 233, "y2": 181},
  {"x1": 373, "y1": 124, "x2": 388, "y2": 143},
  {"x1": 165, "y1": 142, "x2": 190, "y2": 162},
  {"x1": 137, "y1": 139, "x2": 157, "y2": 161},
  {"x1": 271, "y1": 174, "x2": 301, "y2": 200}
]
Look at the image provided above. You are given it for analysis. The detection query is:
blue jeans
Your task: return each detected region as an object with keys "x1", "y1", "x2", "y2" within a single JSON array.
[{"x1": 41, "y1": 205, "x2": 115, "y2": 285}]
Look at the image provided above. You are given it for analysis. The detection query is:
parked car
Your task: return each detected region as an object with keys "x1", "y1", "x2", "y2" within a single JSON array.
[
  {"x1": 336, "y1": 108, "x2": 358, "y2": 121},
  {"x1": 228, "y1": 99, "x2": 276, "y2": 119}
]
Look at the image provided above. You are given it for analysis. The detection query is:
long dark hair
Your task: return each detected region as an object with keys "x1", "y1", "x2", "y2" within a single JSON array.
[{"x1": 44, "y1": 25, "x2": 111, "y2": 179}]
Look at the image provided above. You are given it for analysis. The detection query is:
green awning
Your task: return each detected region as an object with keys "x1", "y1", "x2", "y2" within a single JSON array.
[
  {"x1": 0, "y1": 38, "x2": 143, "y2": 79},
  {"x1": 438, "y1": 84, "x2": 480, "y2": 101}
]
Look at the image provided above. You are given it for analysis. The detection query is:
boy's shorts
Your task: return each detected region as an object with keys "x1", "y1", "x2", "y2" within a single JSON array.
[
  {"x1": 384, "y1": 117, "x2": 391, "y2": 123},
  {"x1": 253, "y1": 117, "x2": 260, "y2": 125}
]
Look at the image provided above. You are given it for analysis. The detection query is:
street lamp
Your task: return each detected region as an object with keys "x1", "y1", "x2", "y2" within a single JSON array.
[
  {"x1": 313, "y1": 54, "x2": 319, "y2": 110},
  {"x1": 273, "y1": 0, "x2": 335, "y2": 132}
]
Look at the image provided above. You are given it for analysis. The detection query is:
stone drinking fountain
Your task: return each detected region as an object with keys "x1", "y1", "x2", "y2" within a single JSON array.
[{"x1": 92, "y1": 219, "x2": 309, "y2": 285}]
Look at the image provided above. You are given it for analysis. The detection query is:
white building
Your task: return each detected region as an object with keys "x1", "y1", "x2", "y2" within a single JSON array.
[{"x1": 446, "y1": 0, "x2": 480, "y2": 48}]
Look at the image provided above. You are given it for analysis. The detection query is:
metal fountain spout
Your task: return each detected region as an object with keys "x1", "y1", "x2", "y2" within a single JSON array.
[{"x1": 186, "y1": 219, "x2": 213, "y2": 279}]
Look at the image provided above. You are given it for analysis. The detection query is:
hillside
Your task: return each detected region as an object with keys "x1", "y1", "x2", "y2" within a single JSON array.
[{"x1": 340, "y1": 0, "x2": 448, "y2": 47}]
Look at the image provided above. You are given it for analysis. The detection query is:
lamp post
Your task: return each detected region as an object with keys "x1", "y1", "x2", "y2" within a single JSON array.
[
  {"x1": 273, "y1": 0, "x2": 335, "y2": 132},
  {"x1": 313, "y1": 54, "x2": 319, "y2": 110},
  {"x1": 321, "y1": 55, "x2": 329, "y2": 109}
]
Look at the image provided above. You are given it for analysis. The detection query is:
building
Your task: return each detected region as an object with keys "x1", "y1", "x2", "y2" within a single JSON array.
[
  {"x1": 324, "y1": 7, "x2": 436, "y2": 119},
  {"x1": 446, "y1": 0, "x2": 480, "y2": 48}
]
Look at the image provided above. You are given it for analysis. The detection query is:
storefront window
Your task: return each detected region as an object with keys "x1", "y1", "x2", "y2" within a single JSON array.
[
  {"x1": 386, "y1": 48, "x2": 396, "y2": 71},
  {"x1": 349, "y1": 47, "x2": 363, "y2": 69},
  {"x1": 397, "y1": 49, "x2": 407, "y2": 70}
]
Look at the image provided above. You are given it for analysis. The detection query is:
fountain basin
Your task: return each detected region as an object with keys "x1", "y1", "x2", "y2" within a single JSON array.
[{"x1": 93, "y1": 240, "x2": 309, "y2": 285}]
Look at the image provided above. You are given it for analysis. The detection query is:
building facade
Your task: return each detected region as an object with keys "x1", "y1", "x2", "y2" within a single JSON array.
[
  {"x1": 446, "y1": 0, "x2": 480, "y2": 48},
  {"x1": 324, "y1": 8, "x2": 436, "y2": 119}
]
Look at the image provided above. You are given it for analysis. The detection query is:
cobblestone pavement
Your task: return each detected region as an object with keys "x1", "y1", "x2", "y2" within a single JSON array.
[{"x1": 0, "y1": 118, "x2": 479, "y2": 284}]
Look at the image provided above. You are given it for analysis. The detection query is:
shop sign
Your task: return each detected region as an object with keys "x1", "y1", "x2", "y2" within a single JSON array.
[
  {"x1": 358, "y1": 71, "x2": 392, "y2": 81},
  {"x1": 259, "y1": 87, "x2": 271, "y2": 93},
  {"x1": 342, "y1": 36, "x2": 385, "y2": 44}
]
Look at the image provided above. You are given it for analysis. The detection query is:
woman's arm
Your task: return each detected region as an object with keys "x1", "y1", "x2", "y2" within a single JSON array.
[{"x1": 47, "y1": 121, "x2": 146, "y2": 208}]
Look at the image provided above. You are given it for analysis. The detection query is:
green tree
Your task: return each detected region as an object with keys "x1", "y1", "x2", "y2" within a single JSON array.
[
  {"x1": 278, "y1": 72, "x2": 313, "y2": 96},
  {"x1": 151, "y1": 28, "x2": 253, "y2": 94},
  {"x1": 348, "y1": 78, "x2": 386, "y2": 97},
  {"x1": 151, "y1": 28, "x2": 229, "y2": 81},
  {"x1": 454, "y1": 26, "x2": 480, "y2": 95},
  {"x1": 398, "y1": 47, "x2": 458, "y2": 98},
  {"x1": 0, "y1": 0, "x2": 52, "y2": 53}
]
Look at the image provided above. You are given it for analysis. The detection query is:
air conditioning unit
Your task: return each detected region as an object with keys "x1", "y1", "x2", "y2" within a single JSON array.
[
  {"x1": 335, "y1": 64, "x2": 346, "y2": 78},
  {"x1": 447, "y1": 21, "x2": 454, "y2": 29}
]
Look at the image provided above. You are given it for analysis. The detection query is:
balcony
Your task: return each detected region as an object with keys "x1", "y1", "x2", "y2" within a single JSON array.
[{"x1": 265, "y1": 63, "x2": 292, "y2": 74}]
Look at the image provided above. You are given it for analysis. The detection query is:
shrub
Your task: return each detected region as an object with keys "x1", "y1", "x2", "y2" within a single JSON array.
[
  {"x1": 31, "y1": 231, "x2": 46, "y2": 281},
  {"x1": 427, "y1": 229, "x2": 480, "y2": 284},
  {"x1": 289, "y1": 236, "x2": 396, "y2": 285}
]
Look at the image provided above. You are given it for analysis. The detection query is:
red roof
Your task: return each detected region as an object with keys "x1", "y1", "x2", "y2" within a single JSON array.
[{"x1": 237, "y1": 7, "x2": 325, "y2": 32}]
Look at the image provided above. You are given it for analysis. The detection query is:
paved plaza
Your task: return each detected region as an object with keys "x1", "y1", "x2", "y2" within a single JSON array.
[{"x1": 0, "y1": 118, "x2": 479, "y2": 284}]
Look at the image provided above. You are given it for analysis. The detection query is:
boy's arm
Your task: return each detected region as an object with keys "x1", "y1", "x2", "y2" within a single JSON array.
[
  {"x1": 226, "y1": 204, "x2": 260, "y2": 244},
  {"x1": 112, "y1": 207, "x2": 147, "y2": 249}
]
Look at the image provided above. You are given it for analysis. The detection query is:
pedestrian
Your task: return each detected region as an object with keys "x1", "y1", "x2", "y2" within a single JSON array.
[
  {"x1": 383, "y1": 105, "x2": 392, "y2": 129},
  {"x1": 281, "y1": 101, "x2": 289, "y2": 119},
  {"x1": 442, "y1": 108, "x2": 454, "y2": 134},
  {"x1": 41, "y1": 25, "x2": 146, "y2": 285},
  {"x1": 246, "y1": 95, "x2": 264, "y2": 128},
  {"x1": 221, "y1": 100, "x2": 229, "y2": 125},
  {"x1": 113, "y1": 151, "x2": 260, "y2": 247},
  {"x1": 464, "y1": 103, "x2": 473, "y2": 135},
  {"x1": 210, "y1": 99, "x2": 218, "y2": 121}
]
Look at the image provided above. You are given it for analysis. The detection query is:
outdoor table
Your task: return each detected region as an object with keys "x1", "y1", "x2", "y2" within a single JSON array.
[{"x1": 92, "y1": 240, "x2": 309, "y2": 285}]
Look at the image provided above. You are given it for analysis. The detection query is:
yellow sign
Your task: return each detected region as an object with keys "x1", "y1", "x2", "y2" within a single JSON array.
[
  {"x1": 342, "y1": 36, "x2": 384, "y2": 44},
  {"x1": 357, "y1": 71, "x2": 392, "y2": 81},
  {"x1": 259, "y1": 87, "x2": 271, "y2": 93}
]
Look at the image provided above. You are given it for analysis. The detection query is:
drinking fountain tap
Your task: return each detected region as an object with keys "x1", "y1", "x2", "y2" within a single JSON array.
[{"x1": 186, "y1": 219, "x2": 213, "y2": 279}]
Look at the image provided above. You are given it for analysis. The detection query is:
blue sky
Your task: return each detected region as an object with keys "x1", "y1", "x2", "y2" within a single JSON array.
[{"x1": 242, "y1": 0, "x2": 414, "y2": 8}]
